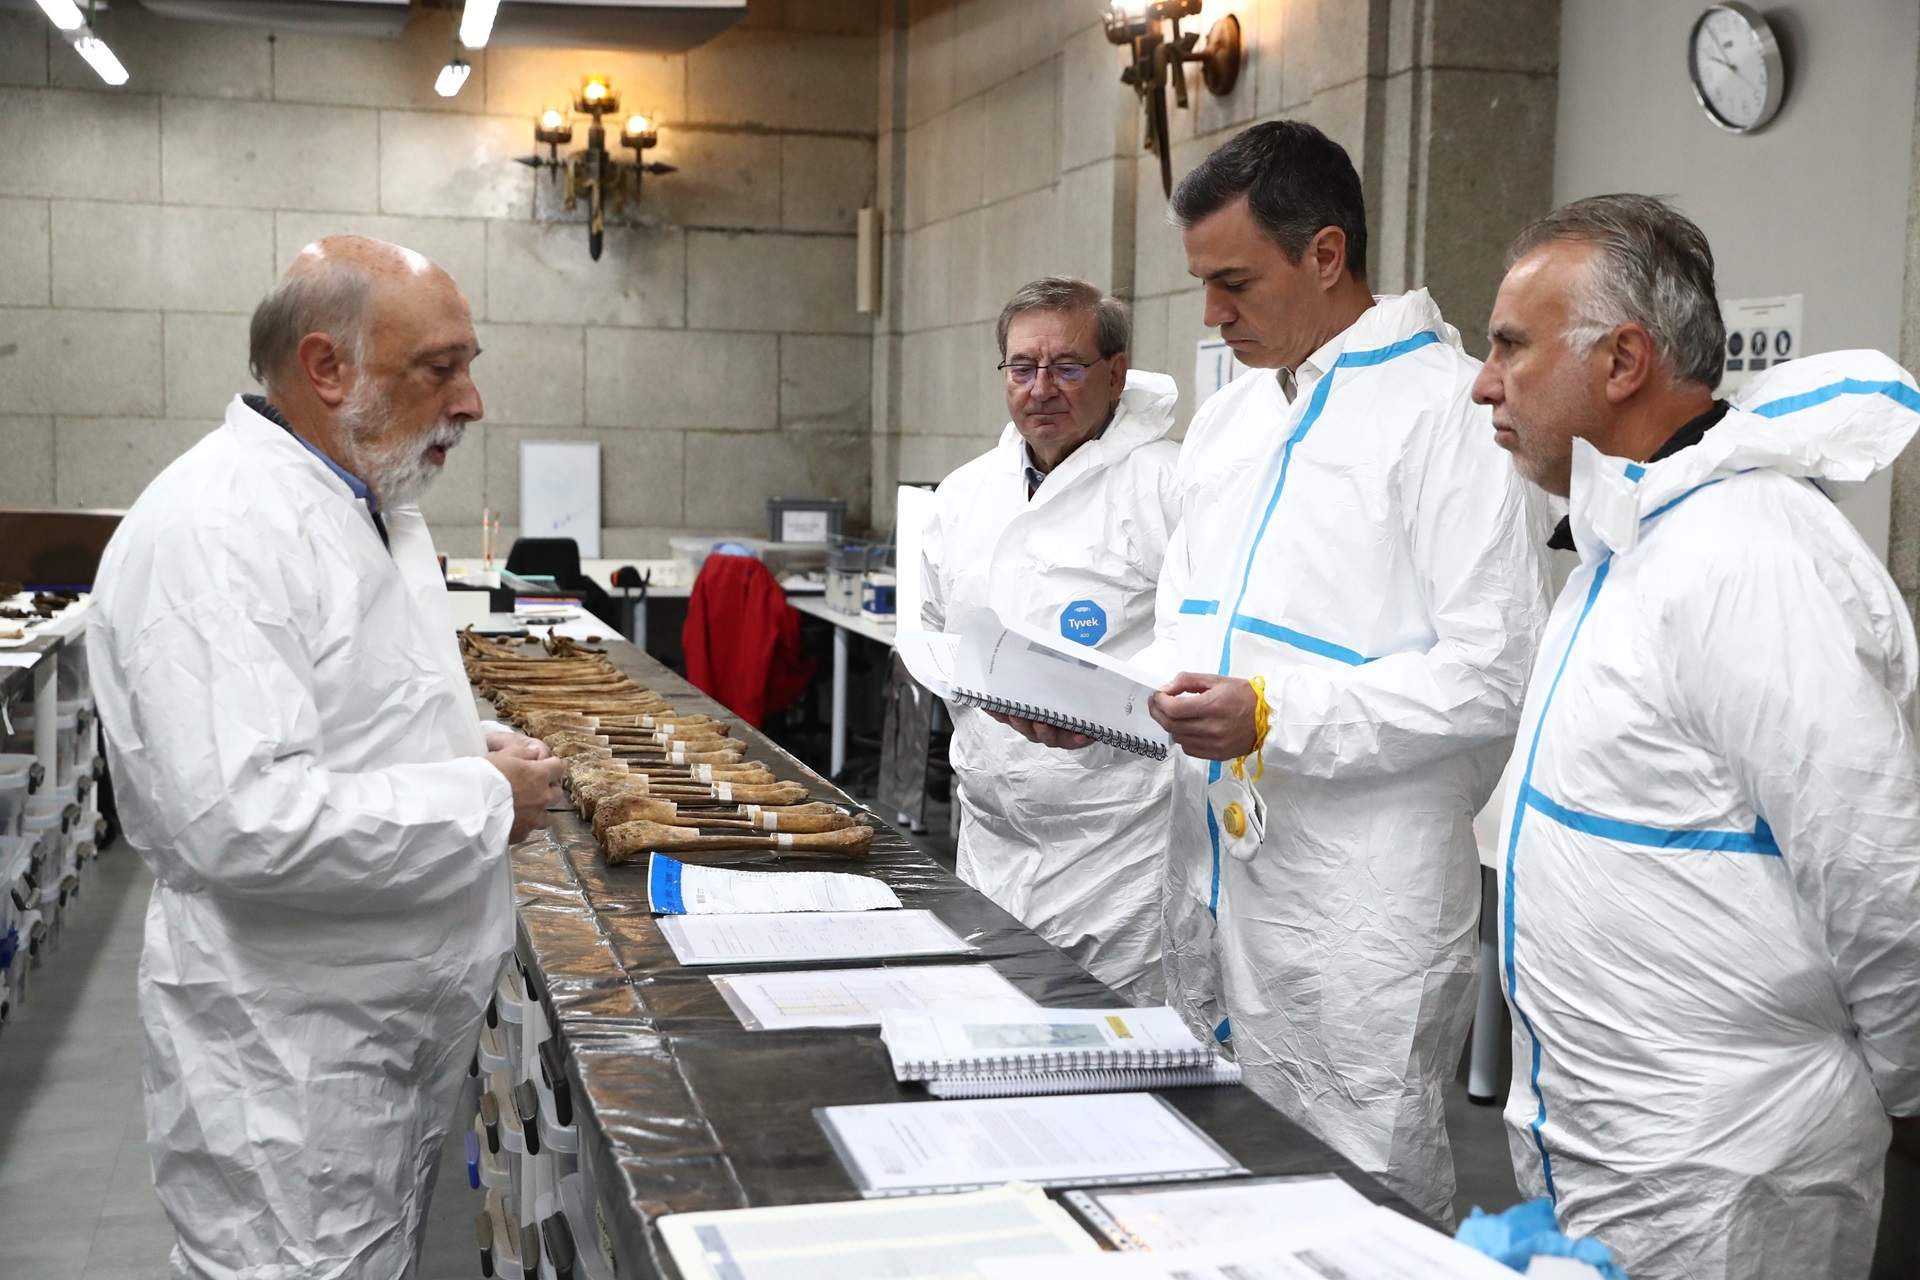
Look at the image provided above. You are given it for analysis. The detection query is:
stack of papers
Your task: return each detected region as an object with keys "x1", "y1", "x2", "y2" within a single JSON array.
[
  {"x1": 658, "y1": 1185, "x2": 1101, "y2": 1280},
  {"x1": 648, "y1": 854, "x2": 901, "y2": 915},
  {"x1": 815, "y1": 1092, "x2": 1247, "y2": 1197},
  {"x1": 712, "y1": 965, "x2": 1033, "y2": 1031},
  {"x1": 658, "y1": 909, "x2": 976, "y2": 966}
]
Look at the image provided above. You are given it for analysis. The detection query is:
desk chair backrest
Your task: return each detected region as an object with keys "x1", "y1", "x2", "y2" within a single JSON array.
[{"x1": 505, "y1": 537, "x2": 582, "y2": 581}]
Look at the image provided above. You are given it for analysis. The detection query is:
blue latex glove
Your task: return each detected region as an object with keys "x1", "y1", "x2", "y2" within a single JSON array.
[{"x1": 1456, "y1": 1197, "x2": 1629, "y2": 1279}]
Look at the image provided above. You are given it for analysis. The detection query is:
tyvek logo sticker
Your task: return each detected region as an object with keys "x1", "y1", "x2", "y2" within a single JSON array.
[{"x1": 1060, "y1": 599, "x2": 1108, "y2": 647}]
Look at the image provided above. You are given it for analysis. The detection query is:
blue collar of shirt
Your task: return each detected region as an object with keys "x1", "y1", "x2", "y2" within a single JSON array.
[{"x1": 243, "y1": 394, "x2": 380, "y2": 515}]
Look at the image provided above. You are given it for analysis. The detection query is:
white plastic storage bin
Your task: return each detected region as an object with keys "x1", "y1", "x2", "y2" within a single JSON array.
[
  {"x1": 5, "y1": 701, "x2": 92, "y2": 788},
  {"x1": 0, "y1": 754, "x2": 41, "y2": 837}
]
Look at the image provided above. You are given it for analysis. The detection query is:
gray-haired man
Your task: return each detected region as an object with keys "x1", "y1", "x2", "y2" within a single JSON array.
[
  {"x1": 1477, "y1": 193, "x2": 1920, "y2": 1280},
  {"x1": 919, "y1": 276, "x2": 1181, "y2": 1002}
]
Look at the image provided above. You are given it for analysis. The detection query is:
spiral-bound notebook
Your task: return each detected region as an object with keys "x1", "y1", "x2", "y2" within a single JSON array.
[
  {"x1": 927, "y1": 1060, "x2": 1242, "y2": 1099},
  {"x1": 904, "y1": 608, "x2": 1170, "y2": 759},
  {"x1": 880, "y1": 1006, "x2": 1212, "y2": 1083}
]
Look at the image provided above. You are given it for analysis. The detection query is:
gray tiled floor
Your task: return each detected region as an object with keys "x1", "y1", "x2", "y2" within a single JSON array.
[
  {"x1": 0, "y1": 852, "x2": 485, "y2": 1278},
  {"x1": 0, "y1": 848, "x2": 1522, "y2": 1278}
]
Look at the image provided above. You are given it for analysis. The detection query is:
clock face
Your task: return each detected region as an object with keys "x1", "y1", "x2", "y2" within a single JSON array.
[{"x1": 1690, "y1": 6, "x2": 1782, "y2": 132}]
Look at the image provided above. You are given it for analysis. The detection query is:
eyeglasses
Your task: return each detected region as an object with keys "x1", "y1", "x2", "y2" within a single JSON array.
[{"x1": 997, "y1": 355, "x2": 1108, "y2": 387}]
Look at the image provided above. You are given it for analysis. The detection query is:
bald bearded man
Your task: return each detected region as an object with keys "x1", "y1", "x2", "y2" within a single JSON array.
[{"x1": 88, "y1": 237, "x2": 567, "y2": 1279}]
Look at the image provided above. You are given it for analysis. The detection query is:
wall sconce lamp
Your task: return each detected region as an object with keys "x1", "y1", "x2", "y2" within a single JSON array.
[
  {"x1": 1103, "y1": 2, "x2": 1241, "y2": 196},
  {"x1": 517, "y1": 76, "x2": 678, "y2": 261}
]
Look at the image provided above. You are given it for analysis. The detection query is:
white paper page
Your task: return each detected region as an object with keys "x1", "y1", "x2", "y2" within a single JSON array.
[
  {"x1": 817, "y1": 1092, "x2": 1246, "y2": 1197},
  {"x1": 954, "y1": 608, "x2": 1169, "y2": 751},
  {"x1": 1076, "y1": 1177, "x2": 1372, "y2": 1250},
  {"x1": 659, "y1": 1185, "x2": 1101, "y2": 1280},
  {"x1": 0, "y1": 653, "x2": 41, "y2": 669},
  {"x1": 981, "y1": 1206, "x2": 1518, "y2": 1279},
  {"x1": 895, "y1": 628, "x2": 960, "y2": 698},
  {"x1": 711, "y1": 965, "x2": 1034, "y2": 1030},
  {"x1": 881, "y1": 1006, "x2": 1209, "y2": 1080},
  {"x1": 647, "y1": 854, "x2": 901, "y2": 915},
  {"x1": 659, "y1": 909, "x2": 976, "y2": 966}
]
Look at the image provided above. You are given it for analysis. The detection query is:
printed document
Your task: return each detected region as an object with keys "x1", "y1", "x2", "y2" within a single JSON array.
[
  {"x1": 816, "y1": 1092, "x2": 1247, "y2": 1197},
  {"x1": 648, "y1": 853, "x2": 901, "y2": 915},
  {"x1": 1065, "y1": 1177, "x2": 1373, "y2": 1250},
  {"x1": 712, "y1": 964, "x2": 1033, "y2": 1030},
  {"x1": 979, "y1": 1205, "x2": 1519, "y2": 1279},
  {"x1": 658, "y1": 1185, "x2": 1101, "y2": 1280},
  {"x1": 658, "y1": 909, "x2": 976, "y2": 966}
]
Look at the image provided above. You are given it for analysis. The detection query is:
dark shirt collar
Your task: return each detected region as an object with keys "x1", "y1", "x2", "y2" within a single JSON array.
[
  {"x1": 1547, "y1": 399, "x2": 1729, "y2": 551},
  {"x1": 244, "y1": 394, "x2": 389, "y2": 548}
]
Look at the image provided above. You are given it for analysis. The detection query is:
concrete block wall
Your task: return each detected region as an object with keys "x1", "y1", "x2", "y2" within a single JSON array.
[
  {"x1": 871, "y1": 0, "x2": 1559, "y2": 528},
  {"x1": 0, "y1": 0, "x2": 880, "y2": 559}
]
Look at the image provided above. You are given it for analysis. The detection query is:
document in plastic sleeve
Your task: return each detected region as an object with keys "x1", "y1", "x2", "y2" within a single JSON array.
[
  {"x1": 815, "y1": 1092, "x2": 1247, "y2": 1197},
  {"x1": 658, "y1": 1184, "x2": 1102, "y2": 1280},
  {"x1": 647, "y1": 853, "x2": 902, "y2": 915},
  {"x1": 1063, "y1": 1176, "x2": 1373, "y2": 1250},
  {"x1": 711, "y1": 964, "x2": 1033, "y2": 1030},
  {"x1": 658, "y1": 909, "x2": 976, "y2": 966},
  {"x1": 978, "y1": 1205, "x2": 1520, "y2": 1278}
]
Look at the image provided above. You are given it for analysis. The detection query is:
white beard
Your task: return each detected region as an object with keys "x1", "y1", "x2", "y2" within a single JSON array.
[{"x1": 339, "y1": 379, "x2": 465, "y2": 509}]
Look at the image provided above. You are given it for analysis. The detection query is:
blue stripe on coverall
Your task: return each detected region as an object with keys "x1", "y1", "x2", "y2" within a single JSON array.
[{"x1": 1201, "y1": 330, "x2": 1442, "y2": 920}]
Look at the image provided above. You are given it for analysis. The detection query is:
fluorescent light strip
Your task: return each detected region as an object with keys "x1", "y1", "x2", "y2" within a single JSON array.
[
  {"x1": 434, "y1": 59, "x2": 471, "y2": 99},
  {"x1": 73, "y1": 35, "x2": 129, "y2": 86},
  {"x1": 34, "y1": 0, "x2": 86, "y2": 32},
  {"x1": 459, "y1": 0, "x2": 500, "y2": 49}
]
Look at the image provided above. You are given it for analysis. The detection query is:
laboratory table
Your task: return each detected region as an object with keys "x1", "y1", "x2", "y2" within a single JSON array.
[{"x1": 489, "y1": 633, "x2": 1428, "y2": 1279}]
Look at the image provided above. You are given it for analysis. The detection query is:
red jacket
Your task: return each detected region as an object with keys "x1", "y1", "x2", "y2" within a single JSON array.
[{"x1": 681, "y1": 553, "x2": 814, "y2": 727}]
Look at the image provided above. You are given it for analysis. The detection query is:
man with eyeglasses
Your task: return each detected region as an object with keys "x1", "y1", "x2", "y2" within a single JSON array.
[
  {"x1": 1138, "y1": 121, "x2": 1551, "y2": 1220},
  {"x1": 919, "y1": 276, "x2": 1180, "y2": 1003}
]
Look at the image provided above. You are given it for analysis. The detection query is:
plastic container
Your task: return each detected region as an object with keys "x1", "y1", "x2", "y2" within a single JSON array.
[
  {"x1": 5, "y1": 701, "x2": 90, "y2": 787},
  {"x1": 0, "y1": 757, "x2": 37, "y2": 837}
]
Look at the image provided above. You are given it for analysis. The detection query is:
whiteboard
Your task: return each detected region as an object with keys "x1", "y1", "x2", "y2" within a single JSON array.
[{"x1": 519, "y1": 440, "x2": 602, "y2": 558}]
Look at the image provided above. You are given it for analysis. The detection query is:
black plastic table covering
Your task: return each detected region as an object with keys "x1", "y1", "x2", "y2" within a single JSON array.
[{"x1": 497, "y1": 636, "x2": 1422, "y2": 1279}]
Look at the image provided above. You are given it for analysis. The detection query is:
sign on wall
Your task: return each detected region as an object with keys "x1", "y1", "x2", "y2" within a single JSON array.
[
  {"x1": 1716, "y1": 294, "x2": 1804, "y2": 397},
  {"x1": 1195, "y1": 337, "x2": 1251, "y2": 405}
]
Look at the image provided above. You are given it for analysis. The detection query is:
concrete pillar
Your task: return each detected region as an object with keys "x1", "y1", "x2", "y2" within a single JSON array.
[
  {"x1": 1894, "y1": 35, "x2": 1920, "y2": 627},
  {"x1": 1373, "y1": 0, "x2": 1560, "y2": 354}
]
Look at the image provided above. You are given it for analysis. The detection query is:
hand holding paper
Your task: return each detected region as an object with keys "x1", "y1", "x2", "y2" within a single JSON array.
[{"x1": 1149, "y1": 672, "x2": 1259, "y2": 761}]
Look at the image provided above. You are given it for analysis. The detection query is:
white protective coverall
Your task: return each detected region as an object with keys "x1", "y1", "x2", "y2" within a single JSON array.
[
  {"x1": 922, "y1": 370, "x2": 1181, "y2": 1004},
  {"x1": 1499, "y1": 351, "x2": 1920, "y2": 1280},
  {"x1": 88, "y1": 395, "x2": 516, "y2": 1279},
  {"x1": 1152, "y1": 291, "x2": 1550, "y2": 1220}
]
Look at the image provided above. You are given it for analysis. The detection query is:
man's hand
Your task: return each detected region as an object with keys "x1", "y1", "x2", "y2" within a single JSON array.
[
  {"x1": 487, "y1": 750, "x2": 568, "y2": 843},
  {"x1": 982, "y1": 709, "x2": 1094, "y2": 750},
  {"x1": 486, "y1": 730, "x2": 552, "y2": 761},
  {"x1": 1149, "y1": 673, "x2": 1259, "y2": 760}
]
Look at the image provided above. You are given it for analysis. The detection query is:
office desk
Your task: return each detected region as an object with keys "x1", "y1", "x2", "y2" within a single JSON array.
[{"x1": 789, "y1": 595, "x2": 896, "y2": 780}]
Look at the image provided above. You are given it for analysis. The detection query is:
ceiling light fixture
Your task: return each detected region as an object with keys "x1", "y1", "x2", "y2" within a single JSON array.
[
  {"x1": 459, "y1": 0, "x2": 500, "y2": 50},
  {"x1": 435, "y1": 57, "x2": 472, "y2": 98},
  {"x1": 71, "y1": 33, "x2": 129, "y2": 86},
  {"x1": 34, "y1": 0, "x2": 86, "y2": 32}
]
